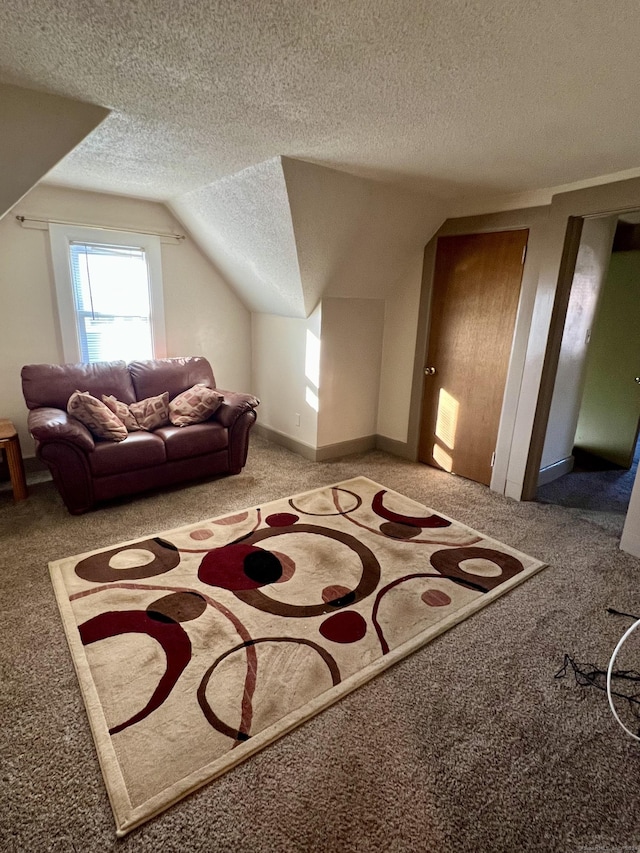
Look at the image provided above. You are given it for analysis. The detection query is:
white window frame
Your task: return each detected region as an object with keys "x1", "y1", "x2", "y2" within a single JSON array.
[{"x1": 49, "y1": 224, "x2": 167, "y2": 364}]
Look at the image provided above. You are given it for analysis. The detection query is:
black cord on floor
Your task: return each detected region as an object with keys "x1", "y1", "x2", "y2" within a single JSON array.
[
  {"x1": 555, "y1": 608, "x2": 640, "y2": 738},
  {"x1": 555, "y1": 655, "x2": 640, "y2": 728},
  {"x1": 607, "y1": 606, "x2": 640, "y2": 621}
]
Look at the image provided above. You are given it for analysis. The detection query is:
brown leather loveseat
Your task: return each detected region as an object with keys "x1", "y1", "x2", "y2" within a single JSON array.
[{"x1": 21, "y1": 356, "x2": 259, "y2": 514}]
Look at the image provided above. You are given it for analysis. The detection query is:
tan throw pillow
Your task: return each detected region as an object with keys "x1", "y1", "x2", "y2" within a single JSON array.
[
  {"x1": 129, "y1": 392, "x2": 170, "y2": 431},
  {"x1": 169, "y1": 384, "x2": 224, "y2": 427},
  {"x1": 101, "y1": 395, "x2": 141, "y2": 432},
  {"x1": 67, "y1": 390, "x2": 128, "y2": 442}
]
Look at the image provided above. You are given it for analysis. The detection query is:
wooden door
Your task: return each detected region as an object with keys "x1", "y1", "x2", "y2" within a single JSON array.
[
  {"x1": 574, "y1": 251, "x2": 640, "y2": 468},
  {"x1": 419, "y1": 230, "x2": 528, "y2": 485}
]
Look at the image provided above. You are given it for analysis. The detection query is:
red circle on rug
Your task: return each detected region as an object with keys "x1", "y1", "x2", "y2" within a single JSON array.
[
  {"x1": 190, "y1": 528, "x2": 214, "y2": 540},
  {"x1": 212, "y1": 511, "x2": 249, "y2": 526},
  {"x1": 272, "y1": 551, "x2": 296, "y2": 582},
  {"x1": 265, "y1": 512, "x2": 299, "y2": 527},
  {"x1": 319, "y1": 611, "x2": 367, "y2": 643},
  {"x1": 198, "y1": 544, "x2": 282, "y2": 590},
  {"x1": 421, "y1": 589, "x2": 452, "y2": 607},
  {"x1": 322, "y1": 584, "x2": 351, "y2": 604}
]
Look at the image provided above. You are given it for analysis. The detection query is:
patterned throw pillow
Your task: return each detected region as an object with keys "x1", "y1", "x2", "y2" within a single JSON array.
[
  {"x1": 101, "y1": 395, "x2": 141, "y2": 432},
  {"x1": 169, "y1": 384, "x2": 224, "y2": 427},
  {"x1": 129, "y1": 392, "x2": 170, "y2": 431},
  {"x1": 67, "y1": 390, "x2": 128, "y2": 442}
]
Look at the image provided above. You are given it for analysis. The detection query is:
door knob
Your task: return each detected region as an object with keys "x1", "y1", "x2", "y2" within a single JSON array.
[{"x1": 424, "y1": 367, "x2": 437, "y2": 376}]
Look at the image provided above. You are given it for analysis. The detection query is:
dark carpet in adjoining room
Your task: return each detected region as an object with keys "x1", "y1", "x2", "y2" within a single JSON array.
[
  {"x1": 537, "y1": 437, "x2": 640, "y2": 536},
  {"x1": 2, "y1": 435, "x2": 640, "y2": 853}
]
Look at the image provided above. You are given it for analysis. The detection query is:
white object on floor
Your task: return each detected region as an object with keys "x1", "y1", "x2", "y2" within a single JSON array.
[{"x1": 607, "y1": 617, "x2": 640, "y2": 742}]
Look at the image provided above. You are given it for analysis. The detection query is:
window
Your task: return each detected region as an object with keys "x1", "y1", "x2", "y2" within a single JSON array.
[{"x1": 50, "y1": 224, "x2": 166, "y2": 364}]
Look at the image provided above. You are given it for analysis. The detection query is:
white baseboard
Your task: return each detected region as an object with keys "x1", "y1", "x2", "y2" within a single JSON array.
[
  {"x1": 375, "y1": 434, "x2": 413, "y2": 459},
  {"x1": 315, "y1": 435, "x2": 376, "y2": 461},
  {"x1": 252, "y1": 424, "x2": 317, "y2": 460},
  {"x1": 537, "y1": 456, "x2": 574, "y2": 488},
  {"x1": 254, "y1": 424, "x2": 385, "y2": 462}
]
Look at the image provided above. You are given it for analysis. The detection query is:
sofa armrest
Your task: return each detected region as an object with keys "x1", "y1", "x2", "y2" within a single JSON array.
[
  {"x1": 214, "y1": 390, "x2": 260, "y2": 429},
  {"x1": 28, "y1": 407, "x2": 95, "y2": 452}
]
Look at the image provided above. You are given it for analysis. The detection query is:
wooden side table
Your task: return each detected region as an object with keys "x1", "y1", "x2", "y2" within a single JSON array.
[{"x1": 0, "y1": 419, "x2": 28, "y2": 502}]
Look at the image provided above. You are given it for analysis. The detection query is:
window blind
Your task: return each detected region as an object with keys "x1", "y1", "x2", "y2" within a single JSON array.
[{"x1": 69, "y1": 242, "x2": 154, "y2": 363}]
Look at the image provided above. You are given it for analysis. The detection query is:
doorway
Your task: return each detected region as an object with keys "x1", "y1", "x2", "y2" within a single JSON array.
[{"x1": 536, "y1": 212, "x2": 640, "y2": 533}]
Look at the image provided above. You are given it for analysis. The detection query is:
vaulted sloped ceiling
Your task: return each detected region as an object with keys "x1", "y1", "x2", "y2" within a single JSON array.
[
  {"x1": 282, "y1": 158, "x2": 446, "y2": 309},
  {"x1": 3, "y1": 1, "x2": 640, "y2": 203},
  {"x1": 170, "y1": 156, "x2": 446, "y2": 318},
  {"x1": 170, "y1": 158, "x2": 305, "y2": 317},
  {"x1": 4, "y1": 1, "x2": 640, "y2": 319}
]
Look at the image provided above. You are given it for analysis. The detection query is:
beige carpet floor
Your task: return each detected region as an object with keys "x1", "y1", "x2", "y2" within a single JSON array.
[{"x1": 2, "y1": 435, "x2": 640, "y2": 852}]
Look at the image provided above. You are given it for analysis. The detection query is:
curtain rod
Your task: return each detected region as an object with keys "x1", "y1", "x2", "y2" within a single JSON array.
[{"x1": 15, "y1": 215, "x2": 185, "y2": 242}]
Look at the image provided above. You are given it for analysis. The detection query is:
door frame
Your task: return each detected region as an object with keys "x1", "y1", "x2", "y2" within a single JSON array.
[
  {"x1": 409, "y1": 175, "x2": 640, "y2": 506},
  {"x1": 519, "y1": 181, "x2": 640, "y2": 501},
  {"x1": 408, "y1": 207, "x2": 549, "y2": 496}
]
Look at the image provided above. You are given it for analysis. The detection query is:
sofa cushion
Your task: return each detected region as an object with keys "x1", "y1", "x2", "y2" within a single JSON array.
[
  {"x1": 169, "y1": 384, "x2": 224, "y2": 427},
  {"x1": 129, "y1": 357, "x2": 216, "y2": 402},
  {"x1": 22, "y1": 360, "x2": 136, "y2": 411},
  {"x1": 129, "y1": 392, "x2": 170, "y2": 431},
  {"x1": 154, "y1": 422, "x2": 228, "y2": 461},
  {"x1": 102, "y1": 395, "x2": 141, "y2": 431},
  {"x1": 88, "y1": 431, "x2": 167, "y2": 477},
  {"x1": 67, "y1": 391, "x2": 128, "y2": 442}
]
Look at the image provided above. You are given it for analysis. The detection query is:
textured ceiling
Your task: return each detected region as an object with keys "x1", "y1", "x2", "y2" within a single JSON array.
[
  {"x1": 2, "y1": 0, "x2": 640, "y2": 202},
  {"x1": 170, "y1": 158, "x2": 306, "y2": 317}
]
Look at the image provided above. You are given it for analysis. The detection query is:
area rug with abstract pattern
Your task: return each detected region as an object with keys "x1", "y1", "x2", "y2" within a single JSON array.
[{"x1": 49, "y1": 476, "x2": 546, "y2": 836}]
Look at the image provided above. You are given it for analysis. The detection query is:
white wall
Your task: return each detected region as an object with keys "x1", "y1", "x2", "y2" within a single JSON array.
[
  {"x1": 1, "y1": 184, "x2": 251, "y2": 455},
  {"x1": 0, "y1": 83, "x2": 107, "y2": 220},
  {"x1": 540, "y1": 215, "x2": 617, "y2": 471},
  {"x1": 231, "y1": 160, "x2": 448, "y2": 455},
  {"x1": 377, "y1": 252, "x2": 424, "y2": 443},
  {"x1": 282, "y1": 158, "x2": 447, "y2": 447},
  {"x1": 621, "y1": 472, "x2": 640, "y2": 558},
  {"x1": 251, "y1": 306, "x2": 321, "y2": 448},
  {"x1": 318, "y1": 298, "x2": 385, "y2": 447},
  {"x1": 251, "y1": 298, "x2": 384, "y2": 451}
]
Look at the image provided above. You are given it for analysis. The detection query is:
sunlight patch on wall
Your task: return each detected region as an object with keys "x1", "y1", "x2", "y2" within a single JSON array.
[
  {"x1": 305, "y1": 387, "x2": 319, "y2": 412},
  {"x1": 305, "y1": 329, "x2": 321, "y2": 388},
  {"x1": 305, "y1": 328, "x2": 321, "y2": 412}
]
